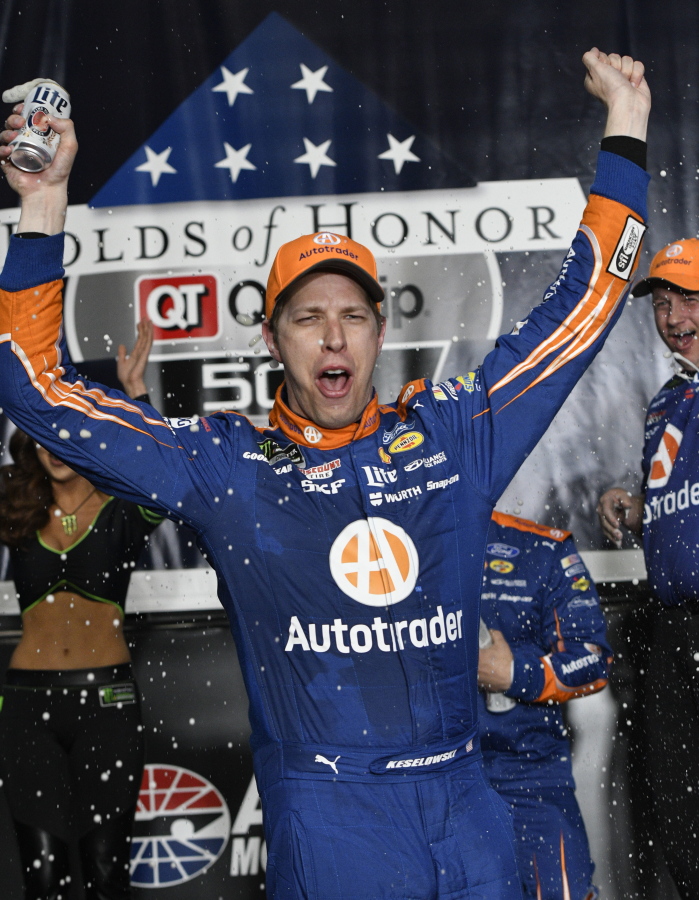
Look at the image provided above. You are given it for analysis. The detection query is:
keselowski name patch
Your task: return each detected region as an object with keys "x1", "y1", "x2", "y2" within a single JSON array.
[{"x1": 383, "y1": 739, "x2": 474, "y2": 771}]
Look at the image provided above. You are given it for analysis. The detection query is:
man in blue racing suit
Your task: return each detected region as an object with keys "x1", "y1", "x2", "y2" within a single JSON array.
[
  {"x1": 0, "y1": 50, "x2": 649, "y2": 899},
  {"x1": 598, "y1": 238, "x2": 699, "y2": 900},
  {"x1": 478, "y1": 513, "x2": 611, "y2": 900}
]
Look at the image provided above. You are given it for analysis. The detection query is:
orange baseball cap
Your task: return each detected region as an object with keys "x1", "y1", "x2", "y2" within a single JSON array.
[
  {"x1": 265, "y1": 231, "x2": 384, "y2": 319},
  {"x1": 632, "y1": 239, "x2": 699, "y2": 296}
]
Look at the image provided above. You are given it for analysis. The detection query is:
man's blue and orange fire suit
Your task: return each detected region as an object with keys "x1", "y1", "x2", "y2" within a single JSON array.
[
  {"x1": 480, "y1": 513, "x2": 611, "y2": 900},
  {"x1": 0, "y1": 151, "x2": 647, "y2": 899},
  {"x1": 631, "y1": 368, "x2": 699, "y2": 897}
]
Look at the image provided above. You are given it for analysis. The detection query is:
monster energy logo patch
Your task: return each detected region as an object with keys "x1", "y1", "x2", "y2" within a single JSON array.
[
  {"x1": 99, "y1": 683, "x2": 137, "y2": 707},
  {"x1": 257, "y1": 438, "x2": 306, "y2": 468}
]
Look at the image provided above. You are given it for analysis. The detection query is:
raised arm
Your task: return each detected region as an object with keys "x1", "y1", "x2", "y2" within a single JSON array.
[
  {"x1": 0, "y1": 101, "x2": 76, "y2": 234},
  {"x1": 422, "y1": 50, "x2": 652, "y2": 503},
  {"x1": 582, "y1": 48, "x2": 650, "y2": 140},
  {"x1": 0, "y1": 96, "x2": 238, "y2": 528}
]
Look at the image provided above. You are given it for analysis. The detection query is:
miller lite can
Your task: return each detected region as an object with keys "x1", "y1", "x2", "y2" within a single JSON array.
[{"x1": 8, "y1": 80, "x2": 70, "y2": 172}]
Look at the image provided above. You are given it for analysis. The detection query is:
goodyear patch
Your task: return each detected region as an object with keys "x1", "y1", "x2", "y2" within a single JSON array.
[
  {"x1": 99, "y1": 683, "x2": 137, "y2": 707},
  {"x1": 572, "y1": 577, "x2": 590, "y2": 592},
  {"x1": 389, "y1": 432, "x2": 424, "y2": 454},
  {"x1": 489, "y1": 559, "x2": 514, "y2": 574}
]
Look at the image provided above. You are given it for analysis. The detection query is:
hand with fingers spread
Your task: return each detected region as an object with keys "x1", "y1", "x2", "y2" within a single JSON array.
[
  {"x1": 117, "y1": 318, "x2": 154, "y2": 400},
  {"x1": 582, "y1": 47, "x2": 651, "y2": 140}
]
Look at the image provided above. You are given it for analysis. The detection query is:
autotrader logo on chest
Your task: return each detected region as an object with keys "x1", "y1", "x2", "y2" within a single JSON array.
[
  {"x1": 329, "y1": 517, "x2": 418, "y2": 606},
  {"x1": 285, "y1": 517, "x2": 464, "y2": 655}
]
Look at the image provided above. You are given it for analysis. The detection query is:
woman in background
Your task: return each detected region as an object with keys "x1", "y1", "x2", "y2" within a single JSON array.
[{"x1": 0, "y1": 321, "x2": 160, "y2": 900}]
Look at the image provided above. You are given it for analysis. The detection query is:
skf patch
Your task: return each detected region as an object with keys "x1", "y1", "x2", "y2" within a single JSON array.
[
  {"x1": 572, "y1": 577, "x2": 590, "y2": 592},
  {"x1": 489, "y1": 559, "x2": 514, "y2": 574},
  {"x1": 607, "y1": 215, "x2": 646, "y2": 280},
  {"x1": 389, "y1": 432, "x2": 424, "y2": 454}
]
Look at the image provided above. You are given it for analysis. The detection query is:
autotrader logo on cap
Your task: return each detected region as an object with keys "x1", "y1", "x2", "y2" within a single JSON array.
[
  {"x1": 314, "y1": 233, "x2": 342, "y2": 245},
  {"x1": 666, "y1": 244, "x2": 683, "y2": 257}
]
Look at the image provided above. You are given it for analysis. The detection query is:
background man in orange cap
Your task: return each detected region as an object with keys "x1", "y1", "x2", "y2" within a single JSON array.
[
  {"x1": 0, "y1": 49, "x2": 650, "y2": 900},
  {"x1": 598, "y1": 239, "x2": 699, "y2": 899}
]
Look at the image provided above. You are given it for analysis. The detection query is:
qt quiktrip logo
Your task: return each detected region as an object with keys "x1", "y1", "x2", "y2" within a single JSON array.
[{"x1": 137, "y1": 274, "x2": 220, "y2": 342}]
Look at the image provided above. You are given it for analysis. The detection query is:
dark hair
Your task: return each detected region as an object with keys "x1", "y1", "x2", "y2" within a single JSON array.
[
  {"x1": 0, "y1": 429, "x2": 53, "y2": 547},
  {"x1": 268, "y1": 275, "x2": 384, "y2": 339}
]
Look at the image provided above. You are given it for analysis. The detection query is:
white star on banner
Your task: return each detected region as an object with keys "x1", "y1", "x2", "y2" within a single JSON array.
[
  {"x1": 134, "y1": 146, "x2": 177, "y2": 187},
  {"x1": 378, "y1": 133, "x2": 420, "y2": 174},
  {"x1": 214, "y1": 142, "x2": 257, "y2": 183},
  {"x1": 294, "y1": 138, "x2": 337, "y2": 179},
  {"x1": 291, "y1": 64, "x2": 333, "y2": 104},
  {"x1": 211, "y1": 66, "x2": 254, "y2": 106}
]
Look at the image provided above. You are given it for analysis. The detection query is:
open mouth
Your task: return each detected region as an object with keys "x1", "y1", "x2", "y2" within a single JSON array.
[
  {"x1": 669, "y1": 329, "x2": 697, "y2": 353},
  {"x1": 317, "y1": 367, "x2": 353, "y2": 397}
]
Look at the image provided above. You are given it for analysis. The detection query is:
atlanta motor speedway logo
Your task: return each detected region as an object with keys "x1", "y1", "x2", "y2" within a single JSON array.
[{"x1": 130, "y1": 764, "x2": 231, "y2": 888}]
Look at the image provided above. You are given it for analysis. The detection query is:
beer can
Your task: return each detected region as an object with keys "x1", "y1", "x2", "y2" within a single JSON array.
[
  {"x1": 9, "y1": 81, "x2": 71, "y2": 173},
  {"x1": 479, "y1": 618, "x2": 516, "y2": 713}
]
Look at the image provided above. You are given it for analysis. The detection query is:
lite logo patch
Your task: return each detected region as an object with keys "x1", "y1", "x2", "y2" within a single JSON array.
[{"x1": 329, "y1": 517, "x2": 418, "y2": 606}]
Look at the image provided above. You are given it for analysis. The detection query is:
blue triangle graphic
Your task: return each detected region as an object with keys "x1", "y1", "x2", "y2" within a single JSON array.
[{"x1": 89, "y1": 12, "x2": 474, "y2": 207}]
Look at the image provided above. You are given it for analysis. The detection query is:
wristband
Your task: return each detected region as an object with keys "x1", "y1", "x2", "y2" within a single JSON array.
[{"x1": 600, "y1": 136, "x2": 647, "y2": 170}]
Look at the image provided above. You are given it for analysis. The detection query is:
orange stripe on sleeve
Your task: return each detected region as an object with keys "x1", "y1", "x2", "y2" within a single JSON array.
[
  {"x1": 536, "y1": 655, "x2": 607, "y2": 704},
  {"x1": 2, "y1": 281, "x2": 173, "y2": 445},
  {"x1": 491, "y1": 511, "x2": 570, "y2": 541},
  {"x1": 553, "y1": 609, "x2": 566, "y2": 653},
  {"x1": 486, "y1": 195, "x2": 642, "y2": 406}
]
